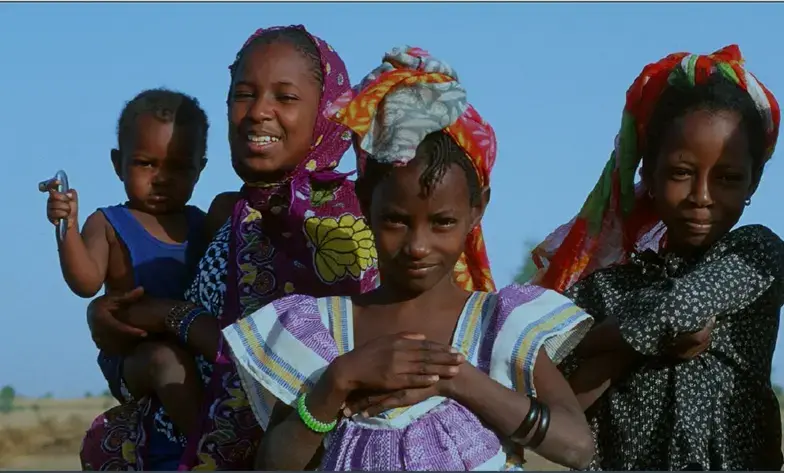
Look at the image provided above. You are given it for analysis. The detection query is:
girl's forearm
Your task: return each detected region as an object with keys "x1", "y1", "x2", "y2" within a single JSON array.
[
  {"x1": 450, "y1": 364, "x2": 531, "y2": 436},
  {"x1": 258, "y1": 362, "x2": 350, "y2": 470},
  {"x1": 451, "y1": 349, "x2": 594, "y2": 469},
  {"x1": 451, "y1": 361, "x2": 592, "y2": 469}
]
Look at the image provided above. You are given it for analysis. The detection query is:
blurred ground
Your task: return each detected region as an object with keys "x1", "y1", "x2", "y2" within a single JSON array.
[
  {"x1": 0, "y1": 397, "x2": 114, "y2": 471},
  {"x1": 0, "y1": 396, "x2": 564, "y2": 471}
]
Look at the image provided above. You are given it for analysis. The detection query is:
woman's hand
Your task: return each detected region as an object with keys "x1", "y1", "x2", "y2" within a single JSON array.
[
  {"x1": 115, "y1": 288, "x2": 178, "y2": 334},
  {"x1": 87, "y1": 288, "x2": 148, "y2": 354},
  {"x1": 331, "y1": 332, "x2": 464, "y2": 395}
]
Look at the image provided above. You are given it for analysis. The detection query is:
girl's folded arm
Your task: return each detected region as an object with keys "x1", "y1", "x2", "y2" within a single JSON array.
[
  {"x1": 451, "y1": 347, "x2": 594, "y2": 470},
  {"x1": 617, "y1": 225, "x2": 783, "y2": 356}
]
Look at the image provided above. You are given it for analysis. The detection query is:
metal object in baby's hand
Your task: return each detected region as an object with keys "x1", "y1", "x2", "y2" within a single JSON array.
[{"x1": 38, "y1": 169, "x2": 70, "y2": 241}]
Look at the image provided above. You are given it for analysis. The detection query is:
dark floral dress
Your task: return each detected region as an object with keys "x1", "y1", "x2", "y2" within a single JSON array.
[{"x1": 561, "y1": 224, "x2": 784, "y2": 471}]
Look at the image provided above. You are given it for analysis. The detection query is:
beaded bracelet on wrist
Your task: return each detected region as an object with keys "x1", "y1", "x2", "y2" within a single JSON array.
[
  {"x1": 296, "y1": 393, "x2": 337, "y2": 434},
  {"x1": 165, "y1": 303, "x2": 199, "y2": 338},
  {"x1": 179, "y1": 307, "x2": 205, "y2": 343}
]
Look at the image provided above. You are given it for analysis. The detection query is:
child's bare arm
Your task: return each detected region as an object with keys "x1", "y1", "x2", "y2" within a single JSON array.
[
  {"x1": 47, "y1": 185, "x2": 110, "y2": 297},
  {"x1": 59, "y1": 210, "x2": 111, "y2": 298}
]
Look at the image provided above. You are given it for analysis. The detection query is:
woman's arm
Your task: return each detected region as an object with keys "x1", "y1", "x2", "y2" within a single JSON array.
[
  {"x1": 95, "y1": 192, "x2": 238, "y2": 359},
  {"x1": 116, "y1": 296, "x2": 222, "y2": 363},
  {"x1": 450, "y1": 347, "x2": 593, "y2": 469}
]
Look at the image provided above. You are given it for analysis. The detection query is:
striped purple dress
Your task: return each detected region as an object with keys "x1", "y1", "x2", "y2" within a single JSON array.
[{"x1": 223, "y1": 284, "x2": 592, "y2": 471}]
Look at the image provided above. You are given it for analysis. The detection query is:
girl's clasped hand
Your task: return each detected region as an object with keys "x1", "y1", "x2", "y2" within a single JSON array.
[{"x1": 334, "y1": 333, "x2": 464, "y2": 417}]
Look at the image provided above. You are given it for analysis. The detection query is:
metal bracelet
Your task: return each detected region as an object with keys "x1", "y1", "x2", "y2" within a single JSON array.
[
  {"x1": 511, "y1": 397, "x2": 541, "y2": 445},
  {"x1": 528, "y1": 403, "x2": 551, "y2": 449}
]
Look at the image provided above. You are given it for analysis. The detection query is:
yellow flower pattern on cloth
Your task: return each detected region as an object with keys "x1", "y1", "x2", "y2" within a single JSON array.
[
  {"x1": 121, "y1": 440, "x2": 137, "y2": 464},
  {"x1": 305, "y1": 214, "x2": 377, "y2": 283}
]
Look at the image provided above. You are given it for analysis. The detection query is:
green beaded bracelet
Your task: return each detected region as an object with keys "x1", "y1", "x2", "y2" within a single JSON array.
[{"x1": 296, "y1": 393, "x2": 337, "y2": 434}]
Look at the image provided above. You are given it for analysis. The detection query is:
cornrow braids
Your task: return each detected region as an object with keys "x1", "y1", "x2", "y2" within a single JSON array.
[
  {"x1": 357, "y1": 131, "x2": 482, "y2": 206},
  {"x1": 643, "y1": 71, "x2": 767, "y2": 180},
  {"x1": 117, "y1": 88, "x2": 209, "y2": 157},
  {"x1": 228, "y1": 26, "x2": 323, "y2": 99}
]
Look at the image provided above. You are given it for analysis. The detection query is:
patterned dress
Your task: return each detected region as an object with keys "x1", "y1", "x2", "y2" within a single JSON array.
[
  {"x1": 222, "y1": 284, "x2": 593, "y2": 471},
  {"x1": 560, "y1": 225, "x2": 784, "y2": 470},
  {"x1": 146, "y1": 220, "x2": 231, "y2": 452}
]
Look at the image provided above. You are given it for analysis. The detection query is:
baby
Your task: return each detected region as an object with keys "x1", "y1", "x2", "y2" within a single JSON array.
[{"x1": 44, "y1": 88, "x2": 209, "y2": 436}]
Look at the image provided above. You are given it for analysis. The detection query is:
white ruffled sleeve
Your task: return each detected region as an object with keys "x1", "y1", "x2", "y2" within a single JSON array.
[
  {"x1": 221, "y1": 294, "x2": 339, "y2": 430},
  {"x1": 487, "y1": 284, "x2": 593, "y2": 396}
]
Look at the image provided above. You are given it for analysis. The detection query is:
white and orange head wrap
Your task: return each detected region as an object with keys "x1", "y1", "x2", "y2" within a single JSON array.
[{"x1": 327, "y1": 46, "x2": 498, "y2": 291}]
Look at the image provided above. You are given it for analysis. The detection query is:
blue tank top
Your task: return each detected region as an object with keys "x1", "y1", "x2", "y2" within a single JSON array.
[{"x1": 99, "y1": 204, "x2": 206, "y2": 299}]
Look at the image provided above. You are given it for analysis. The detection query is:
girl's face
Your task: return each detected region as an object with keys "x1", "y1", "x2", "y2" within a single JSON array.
[
  {"x1": 645, "y1": 108, "x2": 757, "y2": 254},
  {"x1": 367, "y1": 154, "x2": 486, "y2": 296},
  {"x1": 228, "y1": 40, "x2": 321, "y2": 183}
]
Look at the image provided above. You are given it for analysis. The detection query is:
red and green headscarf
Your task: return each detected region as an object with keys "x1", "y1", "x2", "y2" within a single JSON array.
[{"x1": 532, "y1": 44, "x2": 781, "y2": 293}]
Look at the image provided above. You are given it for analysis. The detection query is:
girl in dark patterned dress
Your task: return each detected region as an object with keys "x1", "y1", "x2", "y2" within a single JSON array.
[{"x1": 531, "y1": 45, "x2": 783, "y2": 470}]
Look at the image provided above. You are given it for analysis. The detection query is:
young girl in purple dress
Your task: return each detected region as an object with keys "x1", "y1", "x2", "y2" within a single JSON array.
[{"x1": 222, "y1": 46, "x2": 595, "y2": 471}]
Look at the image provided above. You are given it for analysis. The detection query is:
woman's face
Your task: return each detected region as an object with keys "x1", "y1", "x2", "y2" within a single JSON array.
[
  {"x1": 228, "y1": 40, "x2": 321, "y2": 183},
  {"x1": 646, "y1": 108, "x2": 757, "y2": 254}
]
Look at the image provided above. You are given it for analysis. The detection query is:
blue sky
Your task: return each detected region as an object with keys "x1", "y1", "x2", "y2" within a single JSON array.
[{"x1": 0, "y1": 3, "x2": 782, "y2": 397}]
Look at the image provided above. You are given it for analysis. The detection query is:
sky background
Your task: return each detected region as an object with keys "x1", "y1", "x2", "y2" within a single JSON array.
[{"x1": 0, "y1": 2, "x2": 782, "y2": 398}]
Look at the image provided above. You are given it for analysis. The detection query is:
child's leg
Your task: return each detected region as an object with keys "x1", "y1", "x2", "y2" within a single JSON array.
[
  {"x1": 97, "y1": 352, "x2": 128, "y2": 403},
  {"x1": 122, "y1": 340, "x2": 203, "y2": 435}
]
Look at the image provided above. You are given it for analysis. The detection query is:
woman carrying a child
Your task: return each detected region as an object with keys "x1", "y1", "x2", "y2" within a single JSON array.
[
  {"x1": 221, "y1": 46, "x2": 595, "y2": 471},
  {"x1": 80, "y1": 25, "x2": 382, "y2": 471},
  {"x1": 533, "y1": 45, "x2": 783, "y2": 470}
]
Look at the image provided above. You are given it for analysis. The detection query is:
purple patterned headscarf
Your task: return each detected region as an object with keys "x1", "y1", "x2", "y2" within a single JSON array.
[{"x1": 223, "y1": 25, "x2": 375, "y2": 319}]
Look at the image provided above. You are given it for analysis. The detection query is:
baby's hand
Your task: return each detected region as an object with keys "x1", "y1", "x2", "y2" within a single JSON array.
[{"x1": 45, "y1": 180, "x2": 79, "y2": 231}]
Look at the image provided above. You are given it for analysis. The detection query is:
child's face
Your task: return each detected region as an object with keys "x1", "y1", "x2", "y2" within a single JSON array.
[
  {"x1": 646, "y1": 108, "x2": 757, "y2": 253},
  {"x1": 367, "y1": 155, "x2": 485, "y2": 295},
  {"x1": 112, "y1": 113, "x2": 204, "y2": 214},
  {"x1": 228, "y1": 40, "x2": 321, "y2": 183}
]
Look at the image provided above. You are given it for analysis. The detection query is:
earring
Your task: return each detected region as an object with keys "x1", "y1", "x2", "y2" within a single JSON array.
[
  {"x1": 745, "y1": 198, "x2": 752, "y2": 206},
  {"x1": 647, "y1": 189, "x2": 654, "y2": 199}
]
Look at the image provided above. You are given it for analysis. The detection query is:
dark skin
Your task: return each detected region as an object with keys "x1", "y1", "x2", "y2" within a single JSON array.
[
  {"x1": 85, "y1": 39, "x2": 322, "y2": 405},
  {"x1": 229, "y1": 40, "x2": 321, "y2": 183},
  {"x1": 258, "y1": 153, "x2": 594, "y2": 471},
  {"x1": 45, "y1": 112, "x2": 207, "y2": 434},
  {"x1": 46, "y1": 113, "x2": 206, "y2": 298},
  {"x1": 568, "y1": 108, "x2": 759, "y2": 410}
]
